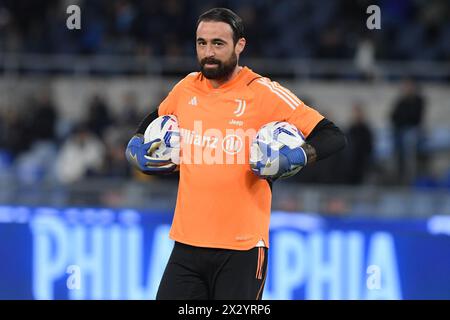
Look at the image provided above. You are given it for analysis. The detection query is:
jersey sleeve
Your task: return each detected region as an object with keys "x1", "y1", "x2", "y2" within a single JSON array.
[
  {"x1": 285, "y1": 101, "x2": 324, "y2": 138},
  {"x1": 158, "y1": 72, "x2": 198, "y2": 116},
  {"x1": 255, "y1": 78, "x2": 324, "y2": 137},
  {"x1": 157, "y1": 87, "x2": 179, "y2": 116}
]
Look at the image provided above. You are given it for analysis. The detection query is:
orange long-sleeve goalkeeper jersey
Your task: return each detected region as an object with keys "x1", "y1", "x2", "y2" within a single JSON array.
[{"x1": 158, "y1": 66, "x2": 324, "y2": 250}]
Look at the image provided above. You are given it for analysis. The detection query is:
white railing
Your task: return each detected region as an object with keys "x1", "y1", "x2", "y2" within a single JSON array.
[{"x1": 0, "y1": 177, "x2": 448, "y2": 217}]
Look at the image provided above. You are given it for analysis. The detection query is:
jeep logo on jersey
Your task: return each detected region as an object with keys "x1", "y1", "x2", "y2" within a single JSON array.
[
  {"x1": 233, "y1": 99, "x2": 246, "y2": 117},
  {"x1": 222, "y1": 134, "x2": 243, "y2": 155}
]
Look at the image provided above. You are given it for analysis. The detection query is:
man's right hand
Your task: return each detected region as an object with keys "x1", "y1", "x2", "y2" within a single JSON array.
[{"x1": 125, "y1": 135, "x2": 177, "y2": 174}]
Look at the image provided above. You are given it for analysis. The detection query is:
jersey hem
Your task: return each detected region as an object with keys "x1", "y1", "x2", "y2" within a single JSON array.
[{"x1": 169, "y1": 233, "x2": 269, "y2": 251}]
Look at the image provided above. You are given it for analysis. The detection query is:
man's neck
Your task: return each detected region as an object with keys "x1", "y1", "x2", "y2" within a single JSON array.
[{"x1": 208, "y1": 66, "x2": 243, "y2": 89}]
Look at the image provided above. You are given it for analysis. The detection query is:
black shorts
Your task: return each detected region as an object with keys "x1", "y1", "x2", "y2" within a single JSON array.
[{"x1": 156, "y1": 242, "x2": 268, "y2": 300}]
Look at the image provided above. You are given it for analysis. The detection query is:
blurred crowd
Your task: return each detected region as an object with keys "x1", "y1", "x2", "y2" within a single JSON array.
[
  {"x1": 1, "y1": 0, "x2": 449, "y2": 60},
  {"x1": 0, "y1": 91, "x2": 146, "y2": 184},
  {"x1": 293, "y1": 78, "x2": 435, "y2": 188}
]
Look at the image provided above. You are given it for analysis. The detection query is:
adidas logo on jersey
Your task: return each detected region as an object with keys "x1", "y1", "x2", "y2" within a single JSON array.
[{"x1": 188, "y1": 96, "x2": 198, "y2": 106}]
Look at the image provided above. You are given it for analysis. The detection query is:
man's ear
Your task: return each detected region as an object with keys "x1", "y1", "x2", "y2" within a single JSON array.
[{"x1": 235, "y1": 37, "x2": 246, "y2": 55}]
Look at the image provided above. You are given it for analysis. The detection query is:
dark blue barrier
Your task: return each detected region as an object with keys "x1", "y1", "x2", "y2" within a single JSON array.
[{"x1": 0, "y1": 206, "x2": 449, "y2": 299}]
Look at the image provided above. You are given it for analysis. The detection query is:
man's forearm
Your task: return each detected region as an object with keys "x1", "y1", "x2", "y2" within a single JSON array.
[
  {"x1": 302, "y1": 143, "x2": 318, "y2": 164},
  {"x1": 305, "y1": 118, "x2": 347, "y2": 163}
]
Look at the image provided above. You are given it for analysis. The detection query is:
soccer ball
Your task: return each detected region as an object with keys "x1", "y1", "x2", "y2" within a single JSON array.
[
  {"x1": 144, "y1": 115, "x2": 180, "y2": 165},
  {"x1": 250, "y1": 121, "x2": 305, "y2": 179}
]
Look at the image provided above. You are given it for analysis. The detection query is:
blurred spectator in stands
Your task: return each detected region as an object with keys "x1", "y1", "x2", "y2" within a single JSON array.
[
  {"x1": 8, "y1": 92, "x2": 59, "y2": 184},
  {"x1": 0, "y1": 107, "x2": 6, "y2": 149},
  {"x1": 0, "y1": 108, "x2": 12, "y2": 171},
  {"x1": 55, "y1": 124, "x2": 105, "y2": 184},
  {"x1": 235, "y1": 4, "x2": 261, "y2": 57},
  {"x1": 118, "y1": 92, "x2": 142, "y2": 128},
  {"x1": 0, "y1": 106, "x2": 31, "y2": 159},
  {"x1": 102, "y1": 127, "x2": 131, "y2": 178},
  {"x1": 29, "y1": 92, "x2": 57, "y2": 142},
  {"x1": 346, "y1": 102, "x2": 373, "y2": 184},
  {"x1": 292, "y1": 108, "x2": 347, "y2": 184},
  {"x1": 86, "y1": 95, "x2": 113, "y2": 138},
  {"x1": 316, "y1": 24, "x2": 349, "y2": 59},
  {"x1": 113, "y1": 0, "x2": 136, "y2": 35},
  {"x1": 390, "y1": 77, "x2": 426, "y2": 184},
  {"x1": 354, "y1": 36, "x2": 376, "y2": 80},
  {"x1": 15, "y1": 139, "x2": 58, "y2": 185},
  {"x1": 160, "y1": 0, "x2": 187, "y2": 57}
]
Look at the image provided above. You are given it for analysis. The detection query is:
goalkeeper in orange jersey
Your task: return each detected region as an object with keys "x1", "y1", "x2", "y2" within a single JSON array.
[{"x1": 126, "y1": 7, "x2": 346, "y2": 300}]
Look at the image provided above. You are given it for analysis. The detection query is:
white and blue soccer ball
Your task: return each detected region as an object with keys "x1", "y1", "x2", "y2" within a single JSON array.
[
  {"x1": 144, "y1": 114, "x2": 180, "y2": 165},
  {"x1": 250, "y1": 121, "x2": 306, "y2": 179}
]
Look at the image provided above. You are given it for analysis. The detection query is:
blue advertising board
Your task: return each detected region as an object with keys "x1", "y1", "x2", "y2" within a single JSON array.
[{"x1": 0, "y1": 206, "x2": 449, "y2": 299}]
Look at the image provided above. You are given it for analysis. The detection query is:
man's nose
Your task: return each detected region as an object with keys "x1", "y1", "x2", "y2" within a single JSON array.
[{"x1": 205, "y1": 44, "x2": 215, "y2": 57}]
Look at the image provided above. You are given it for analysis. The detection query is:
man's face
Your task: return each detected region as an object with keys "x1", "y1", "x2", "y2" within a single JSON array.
[{"x1": 196, "y1": 21, "x2": 244, "y2": 80}]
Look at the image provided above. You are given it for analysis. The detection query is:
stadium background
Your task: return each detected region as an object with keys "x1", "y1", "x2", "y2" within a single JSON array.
[{"x1": 0, "y1": 0, "x2": 450, "y2": 299}]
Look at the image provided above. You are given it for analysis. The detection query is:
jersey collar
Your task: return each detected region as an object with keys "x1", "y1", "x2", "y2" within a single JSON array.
[{"x1": 202, "y1": 66, "x2": 253, "y2": 92}]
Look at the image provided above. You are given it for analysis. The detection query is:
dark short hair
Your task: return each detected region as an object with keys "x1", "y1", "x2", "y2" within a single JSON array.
[{"x1": 197, "y1": 8, "x2": 244, "y2": 44}]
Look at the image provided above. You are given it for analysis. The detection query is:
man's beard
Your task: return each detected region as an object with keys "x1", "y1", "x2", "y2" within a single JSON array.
[{"x1": 199, "y1": 53, "x2": 237, "y2": 80}]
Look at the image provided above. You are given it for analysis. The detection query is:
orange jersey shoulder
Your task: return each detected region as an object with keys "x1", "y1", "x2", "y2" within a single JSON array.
[
  {"x1": 247, "y1": 76, "x2": 324, "y2": 137},
  {"x1": 158, "y1": 72, "x2": 200, "y2": 116}
]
